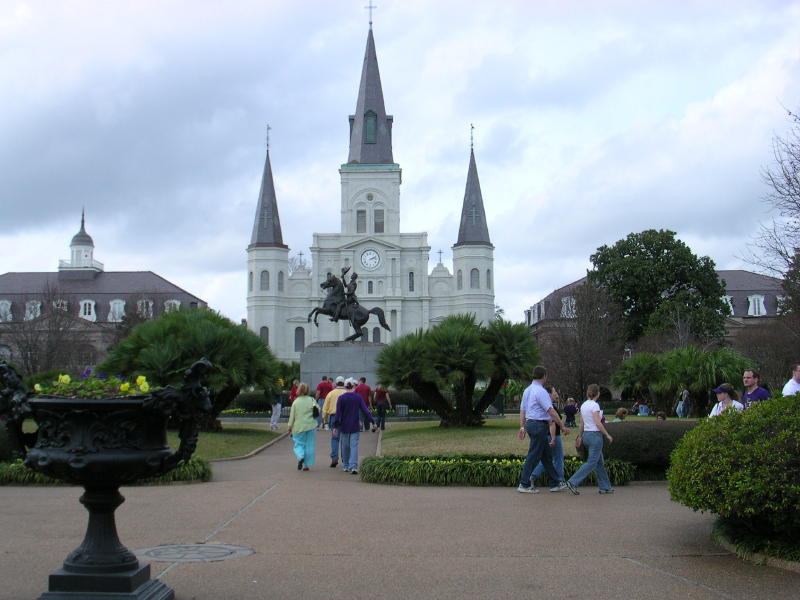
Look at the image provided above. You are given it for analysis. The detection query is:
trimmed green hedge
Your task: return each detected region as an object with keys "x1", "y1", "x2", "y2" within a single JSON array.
[
  {"x1": 586, "y1": 420, "x2": 698, "y2": 478},
  {"x1": 668, "y1": 395, "x2": 800, "y2": 543},
  {"x1": 234, "y1": 391, "x2": 272, "y2": 413},
  {"x1": 361, "y1": 453, "x2": 634, "y2": 486},
  {"x1": 0, "y1": 456, "x2": 212, "y2": 486}
]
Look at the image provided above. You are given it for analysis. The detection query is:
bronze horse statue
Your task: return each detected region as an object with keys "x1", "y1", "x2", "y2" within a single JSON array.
[{"x1": 307, "y1": 273, "x2": 391, "y2": 342}]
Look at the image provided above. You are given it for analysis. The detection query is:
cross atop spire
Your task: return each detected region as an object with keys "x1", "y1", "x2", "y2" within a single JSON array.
[
  {"x1": 266, "y1": 123, "x2": 271, "y2": 150},
  {"x1": 364, "y1": 1, "x2": 377, "y2": 27},
  {"x1": 470, "y1": 123, "x2": 475, "y2": 150},
  {"x1": 437, "y1": 249, "x2": 443, "y2": 264}
]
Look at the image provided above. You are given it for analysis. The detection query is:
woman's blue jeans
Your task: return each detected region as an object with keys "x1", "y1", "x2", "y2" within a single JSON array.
[{"x1": 568, "y1": 431, "x2": 612, "y2": 490}]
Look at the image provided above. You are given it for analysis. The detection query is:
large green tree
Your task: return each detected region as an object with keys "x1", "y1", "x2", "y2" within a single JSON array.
[
  {"x1": 589, "y1": 229, "x2": 728, "y2": 343},
  {"x1": 101, "y1": 308, "x2": 278, "y2": 430},
  {"x1": 377, "y1": 315, "x2": 538, "y2": 427}
]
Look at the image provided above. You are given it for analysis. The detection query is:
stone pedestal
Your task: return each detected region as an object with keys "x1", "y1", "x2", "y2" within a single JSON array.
[{"x1": 300, "y1": 341, "x2": 387, "y2": 386}]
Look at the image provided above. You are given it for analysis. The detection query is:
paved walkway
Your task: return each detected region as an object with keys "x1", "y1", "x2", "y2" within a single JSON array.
[{"x1": 2, "y1": 430, "x2": 799, "y2": 599}]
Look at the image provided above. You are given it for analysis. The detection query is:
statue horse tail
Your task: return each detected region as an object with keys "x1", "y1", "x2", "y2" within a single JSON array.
[{"x1": 369, "y1": 307, "x2": 391, "y2": 331}]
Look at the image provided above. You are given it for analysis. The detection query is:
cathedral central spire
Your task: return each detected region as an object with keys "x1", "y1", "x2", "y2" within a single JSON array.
[
  {"x1": 347, "y1": 27, "x2": 394, "y2": 164},
  {"x1": 249, "y1": 147, "x2": 287, "y2": 248},
  {"x1": 454, "y1": 149, "x2": 492, "y2": 247}
]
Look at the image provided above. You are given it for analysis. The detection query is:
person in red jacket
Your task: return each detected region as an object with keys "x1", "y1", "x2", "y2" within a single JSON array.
[
  {"x1": 354, "y1": 377, "x2": 375, "y2": 432},
  {"x1": 315, "y1": 376, "x2": 334, "y2": 429}
]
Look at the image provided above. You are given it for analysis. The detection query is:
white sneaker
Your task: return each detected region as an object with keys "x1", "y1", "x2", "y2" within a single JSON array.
[
  {"x1": 517, "y1": 485, "x2": 540, "y2": 494},
  {"x1": 549, "y1": 482, "x2": 569, "y2": 492}
]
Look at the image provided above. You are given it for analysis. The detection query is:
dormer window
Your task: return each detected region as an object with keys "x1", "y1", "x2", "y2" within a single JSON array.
[
  {"x1": 0, "y1": 300, "x2": 13, "y2": 322},
  {"x1": 164, "y1": 299, "x2": 181, "y2": 313},
  {"x1": 25, "y1": 301, "x2": 41, "y2": 321},
  {"x1": 364, "y1": 110, "x2": 377, "y2": 144},
  {"x1": 79, "y1": 300, "x2": 96, "y2": 322},
  {"x1": 747, "y1": 294, "x2": 766, "y2": 316},
  {"x1": 722, "y1": 295, "x2": 734, "y2": 315},
  {"x1": 137, "y1": 299, "x2": 154, "y2": 319},
  {"x1": 53, "y1": 299, "x2": 69, "y2": 312},
  {"x1": 561, "y1": 296, "x2": 576, "y2": 318},
  {"x1": 109, "y1": 299, "x2": 125, "y2": 322}
]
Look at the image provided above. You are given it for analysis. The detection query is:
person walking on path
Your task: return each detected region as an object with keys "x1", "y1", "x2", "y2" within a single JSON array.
[
  {"x1": 287, "y1": 383, "x2": 317, "y2": 471},
  {"x1": 373, "y1": 384, "x2": 392, "y2": 430},
  {"x1": 331, "y1": 379, "x2": 375, "y2": 475},
  {"x1": 566, "y1": 384, "x2": 614, "y2": 495},
  {"x1": 742, "y1": 370, "x2": 770, "y2": 409},
  {"x1": 517, "y1": 366, "x2": 570, "y2": 494},
  {"x1": 708, "y1": 383, "x2": 744, "y2": 416},
  {"x1": 530, "y1": 385, "x2": 565, "y2": 485},
  {"x1": 354, "y1": 376, "x2": 375, "y2": 432},
  {"x1": 315, "y1": 376, "x2": 334, "y2": 429},
  {"x1": 323, "y1": 377, "x2": 347, "y2": 467},
  {"x1": 269, "y1": 385, "x2": 282, "y2": 431},
  {"x1": 781, "y1": 363, "x2": 800, "y2": 397}
]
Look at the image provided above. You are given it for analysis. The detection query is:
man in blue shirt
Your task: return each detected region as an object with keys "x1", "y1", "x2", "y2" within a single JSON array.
[
  {"x1": 742, "y1": 369, "x2": 771, "y2": 409},
  {"x1": 517, "y1": 366, "x2": 570, "y2": 494},
  {"x1": 331, "y1": 378, "x2": 375, "y2": 475}
]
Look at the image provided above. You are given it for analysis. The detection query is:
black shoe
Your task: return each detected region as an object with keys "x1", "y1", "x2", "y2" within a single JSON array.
[
  {"x1": 297, "y1": 459, "x2": 303, "y2": 470},
  {"x1": 330, "y1": 459, "x2": 338, "y2": 468}
]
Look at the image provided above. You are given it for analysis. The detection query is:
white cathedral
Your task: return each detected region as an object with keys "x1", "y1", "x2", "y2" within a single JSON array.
[{"x1": 247, "y1": 26, "x2": 494, "y2": 363}]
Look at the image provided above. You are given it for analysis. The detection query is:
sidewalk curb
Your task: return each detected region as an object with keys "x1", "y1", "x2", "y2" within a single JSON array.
[
  {"x1": 712, "y1": 529, "x2": 800, "y2": 574},
  {"x1": 209, "y1": 431, "x2": 290, "y2": 462}
]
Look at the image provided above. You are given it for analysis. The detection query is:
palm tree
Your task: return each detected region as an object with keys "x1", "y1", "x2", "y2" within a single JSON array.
[{"x1": 101, "y1": 308, "x2": 278, "y2": 430}]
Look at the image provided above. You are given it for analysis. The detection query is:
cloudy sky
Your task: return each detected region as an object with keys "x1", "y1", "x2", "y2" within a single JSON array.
[{"x1": 2, "y1": 0, "x2": 799, "y2": 324}]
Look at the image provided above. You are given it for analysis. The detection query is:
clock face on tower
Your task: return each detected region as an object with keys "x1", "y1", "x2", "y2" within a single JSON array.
[{"x1": 360, "y1": 249, "x2": 381, "y2": 270}]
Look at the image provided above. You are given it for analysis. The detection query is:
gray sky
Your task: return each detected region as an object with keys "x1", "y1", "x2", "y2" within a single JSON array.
[{"x1": 2, "y1": 0, "x2": 799, "y2": 323}]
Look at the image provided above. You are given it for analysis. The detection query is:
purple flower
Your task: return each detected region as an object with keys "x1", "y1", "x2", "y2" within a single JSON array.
[{"x1": 80, "y1": 367, "x2": 93, "y2": 379}]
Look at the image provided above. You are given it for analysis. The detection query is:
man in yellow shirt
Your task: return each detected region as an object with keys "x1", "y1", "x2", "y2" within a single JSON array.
[{"x1": 322, "y1": 376, "x2": 347, "y2": 468}]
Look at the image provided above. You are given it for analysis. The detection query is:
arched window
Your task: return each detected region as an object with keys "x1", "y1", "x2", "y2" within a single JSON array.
[
  {"x1": 486, "y1": 269, "x2": 492, "y2": 289},
  {"x1": 294, "y1": 327, "x2": 305, "y2": 352},
  {"x1": 374, "y1": 209, "x2": 384, "y2": 233},
  {"x1": 278, "y1": 271, "x2": 285, "y2": 292},
  {"x1": 408, "y1": 271, "x2": 415, "y2": 292},
  {"x1": 470, "y1": 268, "x2": 480, "y2": 289},
  {"x1": 260, "y1": 270, "x2": 270, "y2": 291},
  {"x1": 364, "y1": 110, "x2": 377, "y2": 144},
  {"x1": 372, "y1": 327, "x2": 381, "y2": 343},
  {"x1": 457, "y1": 270, "x2": 463, "y2": 290},
  {"x1": 248, "y1": 271, "x2": 253, "y2": 292},
  {"x1": 368, "y1": 281, "x2": 374, "y2": 294},
  {"x1": 356, "y1": 209, "x2": 367, "y2": 233},
  {"x1": 361, "y1": 327, "x2": 368, "y2": 339},
  {"x1": 260, "y1": 326, "x2": 269, "y2": 345}
]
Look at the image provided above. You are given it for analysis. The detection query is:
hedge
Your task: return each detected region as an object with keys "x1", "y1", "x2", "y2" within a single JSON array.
[
  {"x1": 361, "y1": 453, "x2": 634, "y2": 486},
  {"x1": 234, "y1": 391, "x2": 272, "y2": 413},
  {"x1": 668, "y1": 394, "x2": 800, "y2": 542},
  {"x1": 0, "y1": 424, "x2": 11, "y2": 462},
  {"x1": 585, "y1": 420, "x2": 698, "y2": 478},
  {"x1": 0, "y1": 456, "x2": 212, "y2": 486}
]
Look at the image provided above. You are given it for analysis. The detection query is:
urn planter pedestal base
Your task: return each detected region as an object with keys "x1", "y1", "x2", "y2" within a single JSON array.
[{"x1": 41, "y1": 564, "x2": 174, "y2": 600}]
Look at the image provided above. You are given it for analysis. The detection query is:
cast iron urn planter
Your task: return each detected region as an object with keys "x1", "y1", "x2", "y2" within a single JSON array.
[{"x1": 0, "y1": 360, "x2": 214, "y2": 600}]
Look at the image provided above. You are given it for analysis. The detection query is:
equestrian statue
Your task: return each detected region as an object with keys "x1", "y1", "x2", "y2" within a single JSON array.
[{"x1": 307, "y1": 266, "x2": 391, "y2": 342}]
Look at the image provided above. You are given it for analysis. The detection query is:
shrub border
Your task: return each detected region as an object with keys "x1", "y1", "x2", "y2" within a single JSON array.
[
  {"x1": 0, "y1": 456, "x2": 212, "y2": 486},
  {"x1": 361, "y1": 453, "x2": 635, "y2": 487},
  {"x1": 711, "y1": 519, "x2": 800, "y2": 574}
]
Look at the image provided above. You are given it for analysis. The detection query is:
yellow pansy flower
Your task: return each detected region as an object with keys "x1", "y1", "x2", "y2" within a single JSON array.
[
  {"x1": 34, "y1": 383, "x2": 42, "y2": 392},
  {"x1": 139, "y1": 382, "x2": 150, "y2": 393},
  {"x1": 58, "y1": 374, "x2": 71, "y2": 384},
  {"x1": 136, "y1": 375, "x2": 146, "y2": 386},
  {"x1": 120, "y1": 382, "x2": 130, "y2": 392}
]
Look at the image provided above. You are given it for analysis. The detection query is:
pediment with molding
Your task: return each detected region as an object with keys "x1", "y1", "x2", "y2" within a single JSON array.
[{"x1": 339, "y1": 237, "x2": 403, "y2": 251}]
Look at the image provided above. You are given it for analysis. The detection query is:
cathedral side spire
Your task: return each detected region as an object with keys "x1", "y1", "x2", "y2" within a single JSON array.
[
  {"x1": 347, "y1": 27, "x2": 394, "y2": 164},
  {"x1": 249, "y1": 147, "x2": 287, "y2": 248},
  {"x1": 454, "y1": 149, "x2": 492, "y2": 247}
]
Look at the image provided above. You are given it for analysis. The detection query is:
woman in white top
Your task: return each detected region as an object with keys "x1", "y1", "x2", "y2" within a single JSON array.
[
  {"x1": 565, "y1": 384, "x2": 614, "y2": 495},
  {"x1": 708, "y1": 383, "x2": 744, "y2": 417}
]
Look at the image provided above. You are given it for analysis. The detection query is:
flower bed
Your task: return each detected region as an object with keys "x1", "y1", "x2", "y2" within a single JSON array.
[{"x1": 360, "y1": 453, "x2": 634, "y2": 486}]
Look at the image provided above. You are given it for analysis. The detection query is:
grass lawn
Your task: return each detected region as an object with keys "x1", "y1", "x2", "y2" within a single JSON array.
[
  {"x1": 380, "y1": 416, "x2": 580, "y2": 457},
  {"x1": 168, "y1": 423, "x2": 279, "y2": 460}
]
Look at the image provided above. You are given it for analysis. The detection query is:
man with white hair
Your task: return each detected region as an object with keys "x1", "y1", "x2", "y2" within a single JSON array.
[
  {"x1": 323, "y1": 376, "x2": 347, "y2": 468},
  {"x1": 782, "y1": 364, "x2": 800, "y2": 397},
  {"x1": 331, "y1": 378, "x2": 375, "y2": 475}
]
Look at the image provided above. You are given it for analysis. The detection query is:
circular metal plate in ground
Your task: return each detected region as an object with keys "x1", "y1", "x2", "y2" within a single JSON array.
[{"x1": 136, "y1": 543, "x2": 255, "y2": 563}]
